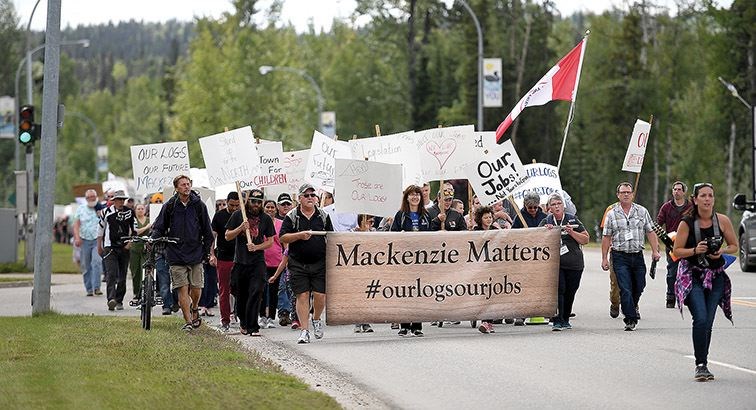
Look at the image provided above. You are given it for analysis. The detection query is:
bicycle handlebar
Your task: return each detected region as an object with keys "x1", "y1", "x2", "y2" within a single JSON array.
[{"x1": 121, "y1": 236, "x2": 181, "y2": 244}]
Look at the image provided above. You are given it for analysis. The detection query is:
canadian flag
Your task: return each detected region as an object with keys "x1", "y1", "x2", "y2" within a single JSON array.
[{"x1": 496, "y1": 39, "x2": 587, "y2": 143}]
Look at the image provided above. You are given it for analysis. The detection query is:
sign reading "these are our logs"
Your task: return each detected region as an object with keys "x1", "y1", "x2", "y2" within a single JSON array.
[{"x1": 325, "y1": 228, "x2": 559, "y2": 325}]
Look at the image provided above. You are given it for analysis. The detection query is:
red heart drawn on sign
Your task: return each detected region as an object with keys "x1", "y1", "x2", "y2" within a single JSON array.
[{"x1": 426, "y1": 139, "x2": 457, "y2": 169}]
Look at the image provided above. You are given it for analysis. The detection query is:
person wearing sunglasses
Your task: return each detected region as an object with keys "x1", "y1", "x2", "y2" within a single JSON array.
[
  {"x1": 601, "y1": 182, "x2": 661, "y2": 331},
  {"x1": 672, "y1": 183, "x2": 737, "y2": 381},
  {"x1": 428, "y1": 183, "x2": 467, "y2": 231},
  {"x1": 511, "y1": 191, "x2": 549, "y2": 325},
  {"x1": 279, "y1": 183, "x2": 334, "y2": 344}
]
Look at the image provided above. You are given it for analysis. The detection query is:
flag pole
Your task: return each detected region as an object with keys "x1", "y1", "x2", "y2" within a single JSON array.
[{"x1": 556, "y1": 30, "x2": 590, "y2": 171}]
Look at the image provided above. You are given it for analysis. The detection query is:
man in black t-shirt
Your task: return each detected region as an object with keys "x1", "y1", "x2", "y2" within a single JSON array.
[
  {"x1": 211, "y1": 191, "x2": 240, "y2": 330},
  {"x1": 98, "y1": 190, "x2": 136, "y2": 311},
  {"x1": 280, "y1": 183, "x2": 334, "y2": 344},
  {"x1": 276, "y1": 193, "x2": 293, "y2": 220},
  {"x1": 225, "y1": 189, "x2": 275, "y2": 336}
]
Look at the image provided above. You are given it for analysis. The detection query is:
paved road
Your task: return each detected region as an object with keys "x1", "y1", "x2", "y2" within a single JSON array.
[{"x1": 3, "y1": 248, "x2": 755, "y2": 409}]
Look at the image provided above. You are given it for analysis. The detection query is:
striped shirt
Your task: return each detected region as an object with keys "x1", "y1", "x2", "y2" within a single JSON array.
[{"x1": 602, "y1": 203, "x2": 653, "y2": 253}]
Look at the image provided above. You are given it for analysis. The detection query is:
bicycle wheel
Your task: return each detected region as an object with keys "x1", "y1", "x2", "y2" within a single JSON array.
[{"x1": 141, "y1": 271, "x2": 154, "y2": 330}]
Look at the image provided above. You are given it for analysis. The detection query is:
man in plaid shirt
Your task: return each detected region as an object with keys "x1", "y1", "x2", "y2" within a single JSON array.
[{"x1": 601, "y1": 182, "x2": 661, "y2": 331}]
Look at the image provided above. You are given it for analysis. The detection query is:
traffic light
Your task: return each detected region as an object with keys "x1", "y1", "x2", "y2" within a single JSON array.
[{"x1": 18, "y1": 105, "x2": 36, "y2": 145}]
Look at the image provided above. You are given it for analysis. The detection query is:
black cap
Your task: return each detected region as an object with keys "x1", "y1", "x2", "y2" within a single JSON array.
[
  {"x1": 277, "y1": 193, "x2": 293, "y2": 205},
  {"x1": 248, "y1": 189, "x2": 264, "y2": 201}
]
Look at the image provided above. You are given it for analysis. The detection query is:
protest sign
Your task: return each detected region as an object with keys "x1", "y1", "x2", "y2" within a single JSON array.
[
  {"x1": 415, "y1": 125, "x2": 475, "y2": 181},
  {"x1": 305, "y1": 130, "x2": 352, "y2": 193},
  {"x1": 465, "y1": 140, "x2": 528, "y2": 206},
  {"x1": 349, "y1": 131, "x2": 422, "y2": 188},
  {"x1": 198, "y1": 126, "x2": 259, "y2": 189},
  {"x1": 334, "y1": 159, "x2": 403, "y2": 217},
  {"x1": 149, "y1": 203, "x2": 163, "y2": 222},
  {"x1": 510, "y1": 163, "x2": 565, "y2": 207},
  {"x1": 130, "y1": 141, "x2": 190, "y2": 195},
  {"x1": 325, "y1": 228, "x2": 559, "y2": 324},
  {"x1": 255, "y1": 141, "x2": 287, "y2": 188},
  {"x1": 265, "y1": 149, "x2": 310, "y2": 200},
  {"x1": 621, "y1": 119, "x2": 652, "y2": 173}
]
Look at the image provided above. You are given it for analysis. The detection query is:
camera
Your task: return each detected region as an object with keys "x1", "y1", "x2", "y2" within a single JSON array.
[{"x1": 705, "y1": 236, "x2": 723, "y2": 255}]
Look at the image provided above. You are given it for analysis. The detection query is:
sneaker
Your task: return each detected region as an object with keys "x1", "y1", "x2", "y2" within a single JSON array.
[
  {"x1": 636, "y1": 306, "x2": 641, "y2": 320},
  {"x1": 412, "y1": 330, "x2": 424, "y2": 337},
  {"x1": 610, "y1": 305, "x2": 620, "y2": 318},
  {"x1": 249, "y1": 331, "x2": 261, "y2": 337},
  {"x1": 398, "y1": 328, "x2": 409, "y2": 337},
  {"x1": 514, "y1": 318, "x2": 525, "y2": 326},
  {"x1": 391, "y1": 323, "x2": 400, "y2": 329},
  {"x1": 107, "y1": 299, "x2": 117, "y2": 311},
  {"x1": 291, "y1": 320, "x2": 301, "y2": 330},
  {"x1": 430, "y1": 321, "x2": 439, "y2": 326},
  {"x1": 354, "y1": 324, "x2": 363, "y2": 333},
  {"x1": 171, "y1": 304, "x2": 180, "y2": 313},
  {"x1": 94, "y1": 289, "x2": 103, "y2": 295},
  {"x1": 478, "y1": 322, "x2": 494, "y2": 334},
  {"x1": 86, "y1": 291, "x2": 94, "y2": 297},
  {"x1": 526, "y1": 317, "x2": 548, "y2": 325},
  {"x1": 259, "y1": 317, "x2": 267, "y2": 328},
  {"x1": 562, "y1": 322, "x2": 572, "y2": 330},
  {"x1": 266, "y1": 319, "x2": 276, "y2": 329},
  {"x1": 115, "y1": 303, "x2": 124, "y2": 310},
  {"x1": 552, "y1": 323, "x2": 563, "y2": 331},
  {"x1": 695, "y1": 364, "x2": 714, "y2": 381},
  {"x1": 362, "y1": 324, "x2": 374, "y2": 333},
  {"x1": 666, "y1": 298, "x2": 676, "y2": 309},
  {"x1": 624, "y1": 321, "x2": 636, "y2": 331},
  {"x1": 297, "y1": 329, "x2": 310, "y2": 344},
  {"x1": 504, "y1": 318, "x2": 514, "y2": 324},
  {"x1": 220, "y1": 323, "x2": 230, "y2": 333},
  {"x1": 162, "y1": 307, "x2": 172, "y2": 315},
  {"x1": 279, "y1": 311, "x2": 291, "y2": 326},
  {"x1": 312, "y1": 319, "x2": 324, "y2": 339}
]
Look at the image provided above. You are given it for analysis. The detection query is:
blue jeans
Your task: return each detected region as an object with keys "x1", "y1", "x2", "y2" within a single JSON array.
[
  {"x1": 277, "y1": 272, "x2": 292, "y2": 315},
  {"x1": 611, "y1": 250, "x2": 646, "y2": 323},
  {"x1": 156, "y1": 257, "x2": 174, "y2": 309},
  {"x1": 687, "y1": 274, "x2": 725, "y2": 365},
  {"x1": 199, "y1": 262, "x2": 218, "y2": 308},
  {"x1": 665, "y1": 253, "x2": 679, "y2": 299},
  {"x1": 80, "y1": 239, "x2": 102, "y2": 293}
]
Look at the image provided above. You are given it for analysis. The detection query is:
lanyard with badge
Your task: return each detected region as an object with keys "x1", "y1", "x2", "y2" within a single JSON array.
[{"x1": 557, "y1": 215, "x2": 570, "y2": 256}]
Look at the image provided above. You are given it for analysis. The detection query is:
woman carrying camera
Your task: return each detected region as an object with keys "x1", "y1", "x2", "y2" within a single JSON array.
[{"x1": 672, "y1": 183, "x2": 737, "y2": 381}]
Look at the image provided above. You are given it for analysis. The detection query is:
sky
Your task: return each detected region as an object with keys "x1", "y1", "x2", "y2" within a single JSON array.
[{"x1": 13, "y1": 0, "x2": 735, "y2": 32}]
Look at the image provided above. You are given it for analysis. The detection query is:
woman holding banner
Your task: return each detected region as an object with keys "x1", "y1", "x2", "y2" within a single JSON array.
[
  {"x1": 539, "y1": 193, "x2": 589, "y2": 331},
  {"x1": 473, "y1": 206, "x2": 500, "y2": 334},
  {"x1": 390, "y1": 185, "x2": 433, "y2": 337}
]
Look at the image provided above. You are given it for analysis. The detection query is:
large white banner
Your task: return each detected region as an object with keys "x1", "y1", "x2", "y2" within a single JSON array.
[
  {"x1": 621, "y1": 119, "x2": 651, "y2": 173},
  {"x1": 483, "y1": 58, "x2": 502, "y2": 107},
  {"x1": 255, "y1": 141, "x2": 287, "y2": 188},
  {"x1": 349, "y1": 131, "x2": 422, "y2": 189},
  {"x1": 465, "y1": 140, "x2": 528, "y2": 206},
  {"x1": 415, "y1": 125, "x2": 476, "y2": 181},
  {"x1": 199, "y1": 126, "x2": 259, "y2": 189},
  {"x1": 335, "y1": 159, "x2": 403, "y2": 217},
  {"x1": 130, "y1": 141, "x2": 190, "y2": 195},
  {"x1": 305, "y1": 131, "x2": 352, "y2": 193},
  {"x1": 265, "y1": 149, "x2": 310, "y2": 200},
  {"x1": 511, "y1": 163, "x2": 566, "y2": 207}
]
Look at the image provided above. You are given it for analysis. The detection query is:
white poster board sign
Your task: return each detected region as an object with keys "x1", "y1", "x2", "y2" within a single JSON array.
[
  {"x1": 255, "y1": 141, "x2": 286, "y2": 188},
  {"x1": 130, "y1": 141, "x2": 190, "y2": 196},
  {"x1": 305, "y1": 131, "x2": 352, "y2": 193},
  {"x1": 198, "y1": 126, "x2": 259, "y2": 188},
  {"x1": 349, "y1": 131, "x2": 422, "y2": 189},
  {"x1": 415, "y1": 125, "x2": 475, "y2": 181},
  {"x1": 511, "y1": 163, "x2": 564, "y2": 208},
  {"x1": 335, "y1": 159, "x2": 402, "y2": 217},
  {"x1": 465, "y1": 140, "x2": 528, "y2": 206},
  {"x1": 265, "y1": 149, "x2": 310, "y2": 200},
  {"x1": 149, "y1": 203, "x2": 163, "y2": 222},
  {"x1": 621, "y1": 119, "x2": 651, "y2": 173}
]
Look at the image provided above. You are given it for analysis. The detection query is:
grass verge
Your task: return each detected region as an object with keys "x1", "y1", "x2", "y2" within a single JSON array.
[
  {"x1": 0, "y1": 314, "x2": 339, "y2": 409},
  {"x1": 15, "y1": 241, "x2": 79, "y2": 273}
]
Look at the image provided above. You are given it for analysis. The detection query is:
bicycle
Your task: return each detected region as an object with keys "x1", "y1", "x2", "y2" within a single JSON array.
[{"x1": 123, "y1": 236, "x2": 180, "y2": 330}]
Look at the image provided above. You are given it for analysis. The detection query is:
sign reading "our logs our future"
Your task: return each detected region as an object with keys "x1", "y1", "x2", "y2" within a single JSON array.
[{"x1": 325, "y1": 228, "x2": 560, "y2": 325}]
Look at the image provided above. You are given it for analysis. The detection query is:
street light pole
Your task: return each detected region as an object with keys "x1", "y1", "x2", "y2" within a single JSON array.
[
  {"x1": 458, "y1": 0, "x2": 484, "y2": 132},
  {"x1": 718, "y1": 76, "x2": 756, "y2": 200},
  {"x1": 259, "y1": 65, "x2": 325, "y2": 133}
]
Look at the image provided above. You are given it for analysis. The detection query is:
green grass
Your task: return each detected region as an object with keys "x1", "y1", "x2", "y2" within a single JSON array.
[
  {"x1": 0, "y1": 314, "x2": 339, "y2": 409},
  {"x1": 0, "y1": 262, "x2": 30, "y2": 273},
  {"x1": 0, "y1": 277, "x2": 31, "y2": 284},
  {"x1": 13, "y1": 241, "x2": 79, "y2": 273}
]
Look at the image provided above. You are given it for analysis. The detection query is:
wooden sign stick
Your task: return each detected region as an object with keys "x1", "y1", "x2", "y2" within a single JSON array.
[
  {"x1": 468, "y1": 184, "x2": 474, "y2": 229},
  {"x1": 439, "y1": 177, "x2": 446, "y2": 231},
  {"x1": 632, "y1": 114, "x2": 654, "y2": 199},
  {"x1": 508, "y1": 194, "x2": 528, "y2": 228},
  {"x1": 375, "y1": 124, "x2": 381, "y2": 137},
  {"x1": 235, "y1": 181, "x2": 253, "y2": 243}
]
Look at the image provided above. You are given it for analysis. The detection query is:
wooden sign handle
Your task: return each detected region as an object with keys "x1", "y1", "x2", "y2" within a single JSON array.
[
  {"x1": 508, "y1": 195, "x2": 528, "y2": 228},
  {"x1": 439, "y1": 177, "x2": 446, "y2": 231},
  {"x1": 235, "y1": 181, "x2": 253, "y2": 243}
]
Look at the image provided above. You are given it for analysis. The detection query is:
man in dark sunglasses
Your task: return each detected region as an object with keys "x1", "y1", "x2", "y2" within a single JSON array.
[{"x1": 279, "y1": 183, "x2": 334, "y2": 344}]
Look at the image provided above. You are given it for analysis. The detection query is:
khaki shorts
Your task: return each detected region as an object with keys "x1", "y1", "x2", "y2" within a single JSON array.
[{"x1": 170, "y1": 264, "x2": 204, "y2": 290}]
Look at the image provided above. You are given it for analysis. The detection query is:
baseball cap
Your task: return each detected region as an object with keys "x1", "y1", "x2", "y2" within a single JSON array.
[
  {"x1": 150, "y1": 193, "x2": 164, "y2": 203},
  {"x1": 248, "y1": 189, "x2": 264, "y2": 201},
  {"x1": 277, "y1": 193, "x2": 293, "y2": 205},
  {"x1": 112, "y1": 190, "x2": 129, "y2": 200},
  {"x1": 298, "y1": 183, "x2": 316, "y2": 196}
]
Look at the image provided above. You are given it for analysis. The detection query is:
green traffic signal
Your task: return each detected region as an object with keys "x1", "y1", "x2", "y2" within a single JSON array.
[{"x1": 19, "y1": 131, "x2": 33, "y2": 144}]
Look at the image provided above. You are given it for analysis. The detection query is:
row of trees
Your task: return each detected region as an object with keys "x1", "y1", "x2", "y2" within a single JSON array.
[{"x1": 0, "y1": 0, "x2": 753, "y2": 228}]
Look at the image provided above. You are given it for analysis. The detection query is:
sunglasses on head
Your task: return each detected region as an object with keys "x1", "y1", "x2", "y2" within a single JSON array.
[{"x1": 693, "y1": 183, "x2": 713, "y2": 194}]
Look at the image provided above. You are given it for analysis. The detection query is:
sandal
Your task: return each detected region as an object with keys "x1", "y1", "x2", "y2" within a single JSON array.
[
  {"x1": 191, "y1": 308, "x2": 202, "y2": 328},
  {"x1": 181, "y1": 323, "x2": 193, "y2": 332}
]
